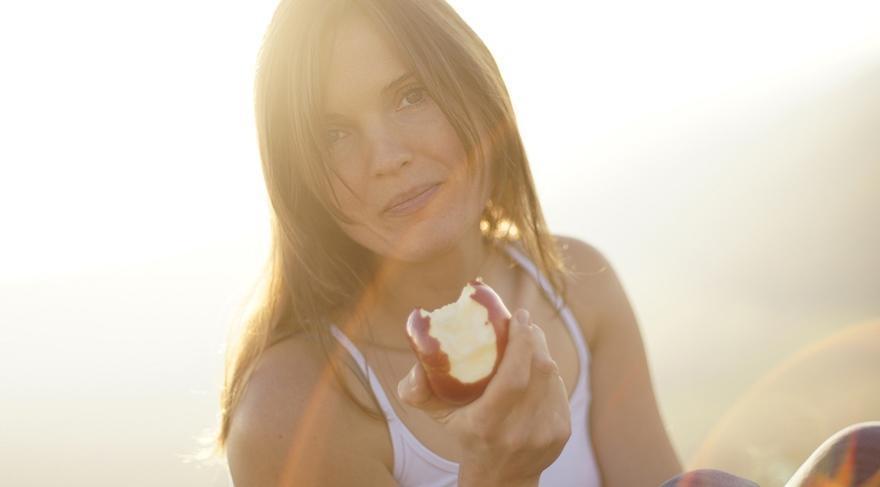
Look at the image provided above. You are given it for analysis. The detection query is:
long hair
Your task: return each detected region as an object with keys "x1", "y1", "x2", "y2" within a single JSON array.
[{"x1": 216, "y1": 0, "x2": 569, "y2": 451}]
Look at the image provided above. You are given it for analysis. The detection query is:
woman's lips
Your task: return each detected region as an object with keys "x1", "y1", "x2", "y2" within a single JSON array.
[{"x1": 383, "y1": 183, "x2": 441, "y2": 217}]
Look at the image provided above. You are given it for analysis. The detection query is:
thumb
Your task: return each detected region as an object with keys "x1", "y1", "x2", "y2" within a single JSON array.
[
  {"x1": 397, "y1": 364, "x2": 432, "y2": 406},
  {"x1": 397, "y1": 364, "x2": 457, "y2": 422}
]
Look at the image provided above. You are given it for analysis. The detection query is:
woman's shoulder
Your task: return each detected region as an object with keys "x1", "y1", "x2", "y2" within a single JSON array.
[
  {"x1": 552, "y1": 235, "x2": 617, "y2": 303},
  {"x1": 553, "y1": 235, "x2": 612, "y2": 278},
  {"x1": 225, "y1": 332, "x2": 395, "y2": 486},
  {"x1": 552, "y1": 235, "x2": 684, "y2": 483},
  {"x1": 551, "y1": 235, "x2": 621, "y2": 344},
  {"x1": 230, "y1": 334, "x2": 333, "y2": 427},
  {"x1": 504, "y1": 234, "x2": 611, "y2": 294}
]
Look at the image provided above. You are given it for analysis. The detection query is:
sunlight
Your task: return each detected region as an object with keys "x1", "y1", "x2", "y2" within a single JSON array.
[
  {"x1": 690, "y1": 320, "x2": 880, "y2": 485},
  {"x1": 1, "y1": 1, "x2": 878, "y2": 485}
]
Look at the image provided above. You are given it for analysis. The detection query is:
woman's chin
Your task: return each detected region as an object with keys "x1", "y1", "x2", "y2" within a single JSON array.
[
  {"x1": 381, "y1": 234, "x2": 462, "y2": 263},
  {"x1": 341, "y1": 198, "x2": 485, "y2": 263},
  {"x1": 379, "y1": 221, "x2": 479, "y2": 264}
]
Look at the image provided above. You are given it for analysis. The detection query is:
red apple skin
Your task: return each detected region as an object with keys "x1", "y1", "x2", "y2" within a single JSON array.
[{"x1": 405, "y1": 279, "x2": 511, "y2": 405}]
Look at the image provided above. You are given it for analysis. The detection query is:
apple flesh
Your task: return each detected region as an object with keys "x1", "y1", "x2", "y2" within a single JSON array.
[{"x1": 405, "y1": 278, "x2": 511, "y2": 405}]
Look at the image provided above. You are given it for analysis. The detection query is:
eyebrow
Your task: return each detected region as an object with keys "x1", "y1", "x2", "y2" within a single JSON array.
[
  {"x1": 325, "y1": 70, "x2": 415, "y2": 120},
  {"x1": 382, "y1": 70, "x2": 415, "y2": 96}
]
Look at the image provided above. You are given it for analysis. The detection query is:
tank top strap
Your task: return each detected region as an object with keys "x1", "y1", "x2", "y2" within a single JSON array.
[
  {"x1": 501, "y1": 244, "x2": 565, "y2": 308},
  {"x1": 500, "y1": 243, "x2": 590, "y2": 371},
  {"x1": 328, "y1": 324, "x2": 401, "y2": 422}
]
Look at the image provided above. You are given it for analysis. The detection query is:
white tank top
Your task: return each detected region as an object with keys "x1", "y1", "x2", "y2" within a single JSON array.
[{"x1": 329, "y1": 244, "x2": 602, "y2": 486}]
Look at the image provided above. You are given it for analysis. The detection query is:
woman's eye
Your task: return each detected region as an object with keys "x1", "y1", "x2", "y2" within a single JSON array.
[
  {"x1": 399, "y1": 87, "x2": 428, "y2": 109},
  {"x1": 326, "y1": 129, "x2": 346, "y2": 145}
]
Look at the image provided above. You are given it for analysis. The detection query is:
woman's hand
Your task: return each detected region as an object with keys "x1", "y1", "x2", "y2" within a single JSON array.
[{"x1": 396, "y1": 309, "x2": 571, "y2": 487}]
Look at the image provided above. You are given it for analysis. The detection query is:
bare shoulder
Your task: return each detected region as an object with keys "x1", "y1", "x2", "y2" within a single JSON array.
[
  {"x1": 552, "y1": 235, "x2": 617, "y2": 344},
  {"x1": 554, "y1": 235, "x2": 613, "y2": 283},
  {"x1": 554, "y1": 235, "x2": 683, "y2": 484},
  {"x1": 225, "y1": 333, "x2": 396, "y2": 487},
  {"x1": 554, "y1": 235, "x2": 659, "y2": 344}
]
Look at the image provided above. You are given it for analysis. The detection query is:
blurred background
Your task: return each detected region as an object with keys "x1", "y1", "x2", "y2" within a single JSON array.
[{"x1": 1, "y1": 1, "x2": 878, "y2": 485}]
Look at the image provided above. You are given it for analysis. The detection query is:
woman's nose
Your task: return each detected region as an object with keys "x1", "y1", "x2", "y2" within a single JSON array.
[{"x1": 366, "y1": 123, "x2": 413, "y2": 177}]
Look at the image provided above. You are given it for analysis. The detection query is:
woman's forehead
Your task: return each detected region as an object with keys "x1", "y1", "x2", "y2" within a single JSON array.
[{"x1": 323, "y1": 15, "x2": 411, "y2": 117}]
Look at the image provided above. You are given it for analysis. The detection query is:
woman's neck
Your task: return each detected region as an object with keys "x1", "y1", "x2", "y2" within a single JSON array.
[{"x1": 343, "y1": 233, "x2": 509, "y2": 347}]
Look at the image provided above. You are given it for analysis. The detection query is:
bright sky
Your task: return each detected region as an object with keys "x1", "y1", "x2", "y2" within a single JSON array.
[
  {"x1": 1, "y1": 0, "x2": 878, "y2": 283},
  {"x1": 0, "y1": 1, "x2": 878, "y2": 486}
]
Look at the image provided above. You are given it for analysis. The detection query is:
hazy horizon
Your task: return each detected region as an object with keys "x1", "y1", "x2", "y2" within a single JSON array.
[{"x1": 1, "y1": 1, "x2": 878, "y2": 486}]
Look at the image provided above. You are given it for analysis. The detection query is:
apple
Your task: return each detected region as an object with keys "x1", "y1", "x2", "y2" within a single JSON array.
[{"x1": 405, "y1": 278, "x2": 511, "y2": 405}]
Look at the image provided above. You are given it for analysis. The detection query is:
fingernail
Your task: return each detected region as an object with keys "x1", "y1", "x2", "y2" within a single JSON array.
[
  {"x1": 536, "y1": 357, "x2": 559, "y2": 375},
  {"x1": 515, "y1": 309, "x2": 529, "y2": 325},
  {"x1": 398, "y1": 368, "x2": 419, "y2": 400},
  {"x1": 397, "y1": 380, "x2": 408, "y2": 400}
]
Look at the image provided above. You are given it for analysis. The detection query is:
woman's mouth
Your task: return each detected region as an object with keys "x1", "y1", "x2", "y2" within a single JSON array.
[{"x1": 383, "y1": 183, "x2": 441, "y2": 217}]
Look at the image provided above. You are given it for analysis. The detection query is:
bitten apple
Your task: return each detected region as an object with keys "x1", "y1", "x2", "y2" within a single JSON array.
[{"x1": 405, "y1": 278, "x2": 511, "y2": 405}]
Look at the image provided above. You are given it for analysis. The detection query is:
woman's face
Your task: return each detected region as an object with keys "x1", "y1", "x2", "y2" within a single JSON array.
[{"x1": 320, "y1": 14, "x2": 491, "y2": 262}]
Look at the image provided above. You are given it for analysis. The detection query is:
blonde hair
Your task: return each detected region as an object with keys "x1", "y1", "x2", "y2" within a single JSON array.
[{"x1": 216, "y1": 0, "x2": 568, "y2": 452}]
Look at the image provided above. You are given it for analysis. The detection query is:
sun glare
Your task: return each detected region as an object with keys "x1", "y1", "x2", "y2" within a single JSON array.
[{"x1": 1, "y1": 1, "x2": 878, "y2": 486}]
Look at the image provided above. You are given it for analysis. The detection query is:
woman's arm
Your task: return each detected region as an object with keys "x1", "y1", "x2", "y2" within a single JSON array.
[
  {"x1": 226, "y1": 336, "x2": 397, "y2": 487},
  {"x1": 559, "y1": 237, "x2": 683, "y2": 486}
]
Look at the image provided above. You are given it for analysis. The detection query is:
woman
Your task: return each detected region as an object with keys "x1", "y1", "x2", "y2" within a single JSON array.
[
  {"x1": 215, "y1": 1, "x2": 878, "y2": 486},
  {"x1": 216, "y1": 0, "x2": 680, "y2": 485}
]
